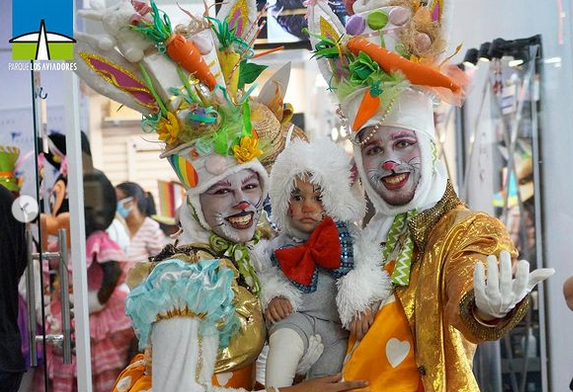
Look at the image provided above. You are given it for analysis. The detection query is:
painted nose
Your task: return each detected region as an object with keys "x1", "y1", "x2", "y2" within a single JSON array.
[
  {"x1": 382, "y1": 160, "x2": 398, "y2": 171},
  {"x1": 302, "y1": 200, "x2": 320, "y2": 214},
  {"x1": 235, "y1": 201, "x2": 250, "y2": 210}
]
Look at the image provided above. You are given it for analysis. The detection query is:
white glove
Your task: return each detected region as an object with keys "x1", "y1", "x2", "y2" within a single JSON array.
[
  {"x1": 88, "y1": 290, "x2": 105, "y2": 314},
  {"x1": 473, "y1": 250, "x2": 554, "y2": 319},
  {"x1": 296, "y1": 334, "x2": 324, "y2": 375}
]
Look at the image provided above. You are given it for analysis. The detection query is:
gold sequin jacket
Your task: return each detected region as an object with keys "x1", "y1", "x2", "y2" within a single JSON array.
[{"x1": 391, "y1": 183, "x2": 529, "y2": 392}]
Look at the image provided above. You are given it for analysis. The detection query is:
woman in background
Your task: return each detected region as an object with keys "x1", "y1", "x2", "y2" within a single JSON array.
[
  {"x1": 115, "y1": 182, "x2": 165, "y2": 268},
  {"x1": 50, "y1": 170, "x2": 133, "y2": 392}
]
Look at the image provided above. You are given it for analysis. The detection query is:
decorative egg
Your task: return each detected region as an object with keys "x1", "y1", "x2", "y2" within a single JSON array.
[
  {"x1": 192, "y1": 35, "x2": 213, "y2": 55},
  {"x1": 389, "y1": 7, "x2": 411, "y2": 26},
  {"x1": 367, "y1": 10, "x2": 389, "y2": 30},
  {"x1": 346, "y1": 15, "x2": 366, "y2": 35},
  {"x1": 205, "y1": 154, "x2": 227, "y2": 175},
  {"x1": 414, "y1": 32, "x2": 432, "y2": 52}
]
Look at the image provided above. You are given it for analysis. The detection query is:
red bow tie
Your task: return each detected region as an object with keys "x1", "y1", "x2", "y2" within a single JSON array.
[{"x1": 274, "y1": 217, "x2": 342, "y2": 288}]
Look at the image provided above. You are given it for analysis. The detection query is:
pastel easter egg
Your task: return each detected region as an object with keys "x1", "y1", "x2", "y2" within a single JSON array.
[
  {"x1": 192, "y1": 35, "x2": 213, "y2": 55},
  {"x1": 367, "y1": 10, "x2": 388, "y2": 30},
  {"x1": 389, "y1": 7, "x2": 411, "y2": 26},
  {"x1": 346, "y1": 15, "x2": 366, "y2": 35},
  {"x1": 415, "y1": 32, "x2": 432, "y2": 52},
  {"x1": 205, "y1": 154, "x2": 227, "y2": 175}
]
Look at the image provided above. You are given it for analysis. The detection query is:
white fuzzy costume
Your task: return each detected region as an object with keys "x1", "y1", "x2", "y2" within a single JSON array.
[{"x1": 253, "y1": 138, "x2": 391, "y2": 328}]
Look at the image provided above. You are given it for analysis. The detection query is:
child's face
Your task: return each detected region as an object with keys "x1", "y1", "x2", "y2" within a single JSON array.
[{"x1": 287, "y1": 176, "x2": 326, "y2": 234}]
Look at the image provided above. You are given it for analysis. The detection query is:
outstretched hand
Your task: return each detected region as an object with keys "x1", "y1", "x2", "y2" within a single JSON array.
[
  {"x1": 282, "y1": 373, "x2": 369, "y2": 392},
  {"x1": 473, "y1": 250, "x2": 554, "y2": 320}
]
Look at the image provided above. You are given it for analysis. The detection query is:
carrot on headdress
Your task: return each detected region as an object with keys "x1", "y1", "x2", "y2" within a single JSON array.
[
  {"x1": 164, "y1": 34, "x2": 217, "y2": 90},
  {"x1": 132, "y1": 1, "x2": 217, "y2": 91},
  {"x1": 346, "y1": 37, "x2": 461, "y2": 94}
]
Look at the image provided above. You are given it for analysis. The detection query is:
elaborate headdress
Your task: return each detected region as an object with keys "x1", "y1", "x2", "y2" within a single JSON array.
[
  {"x1": 306, "y1": 0, "x2": 466, "y2": 216},
  {"x1": 74, "y1": 0, "x2": 304, "y2": 237},
  {"x1": 307, "y1": 0, "x2": 466, "y2": 139}
]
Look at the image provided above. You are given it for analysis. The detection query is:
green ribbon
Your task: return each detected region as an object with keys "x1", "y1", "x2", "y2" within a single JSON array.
[
  {"x1": 382, "y1": 210, "x2": 418, "y2": 287},
  {"x1": 209, "y1": 231, "x2": 262, "y2": 296}
]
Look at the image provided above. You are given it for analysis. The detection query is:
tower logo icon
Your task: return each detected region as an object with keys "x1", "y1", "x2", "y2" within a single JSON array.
[{"x1": 9, "y1": 0, "x2": 76, "y2": 61}]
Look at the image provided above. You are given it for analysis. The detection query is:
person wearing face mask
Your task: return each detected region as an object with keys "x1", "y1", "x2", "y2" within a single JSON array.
[
  {"x1": 48, "y1": 170, "x2": 134, "y2": 392},
  {"x1": 252, "y1": 139, "x2": 390, "y2": 388},
  {"x1": 307, "y1": 1, "x2": 554, "y2": 391},
  {"x1": 115, "y1": 182, "x2": 165, "y2": 269}
]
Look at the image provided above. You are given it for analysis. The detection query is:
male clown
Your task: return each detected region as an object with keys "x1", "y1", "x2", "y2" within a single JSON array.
[{"x1": 306, "y1": 0, "x2": 554, "y2": 390}]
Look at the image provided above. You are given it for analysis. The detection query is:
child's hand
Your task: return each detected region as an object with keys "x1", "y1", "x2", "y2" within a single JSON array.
[
  {"x1": 266, "y1": 297, "x2": 293, "y2": 323},
  {"x1": 350, "y1": 307, "x2": 374, "y2": 340}
]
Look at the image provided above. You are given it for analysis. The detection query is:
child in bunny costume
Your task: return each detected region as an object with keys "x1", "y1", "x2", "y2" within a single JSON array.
[{"x1": 253, "y1": 139, "x2": 390, "y2": 388}]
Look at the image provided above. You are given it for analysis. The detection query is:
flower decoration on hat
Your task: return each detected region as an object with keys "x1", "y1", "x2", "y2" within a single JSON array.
[
  {"x1": 306, "y1": 0, "x2": 468, "y2": 140},
  {"x1": 74, "y1": 0, "x2": 307, "y2": 193},
  {"x1": 233, "y1": 134, "x2": 263, "y2": 163}
]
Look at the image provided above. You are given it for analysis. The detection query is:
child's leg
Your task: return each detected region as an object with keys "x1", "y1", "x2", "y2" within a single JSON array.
[
  {"x1": 265, "y1": 328, "x2": 305, "y2": 388},
  {"x1": 307, "y1": 320, "x2": 349, "y2": 379}
]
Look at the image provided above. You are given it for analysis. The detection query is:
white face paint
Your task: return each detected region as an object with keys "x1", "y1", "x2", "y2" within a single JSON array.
[
  {"x1": 360, "y1": 126, "x2": 422, "y2": 206},
  {"x1": 199, "y1": 169, "x2": 264, "y2": 243}
]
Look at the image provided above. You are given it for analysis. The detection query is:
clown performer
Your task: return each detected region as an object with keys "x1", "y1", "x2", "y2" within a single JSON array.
[
  {"x1": 253, "y1": 138, "x2": 391, "y2": 388},
  {"x1": 306, "y1": 0, "x2": 554, "y2": 391},
  {"x1": 73, "y1": 0, "x2": 367, "y2": 391}
]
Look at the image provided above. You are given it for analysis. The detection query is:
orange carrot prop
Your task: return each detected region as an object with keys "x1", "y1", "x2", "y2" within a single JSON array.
[
  {"x1": 353, "y1": 89, "x2": 381, "y2": 131},
  {"x1": 165, "y1": 34, "x2": 217, "y2": 91},
  {"x1": 346, "y1": 36, "x2": 461, "y2": 94},
  {"x1": 133, "y1": 1, "x2": 217, "y2": 91}
]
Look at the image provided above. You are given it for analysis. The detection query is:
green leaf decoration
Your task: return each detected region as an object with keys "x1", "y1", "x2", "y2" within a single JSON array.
[
  {"x1": 241, "y1": 101, "x2": 252, "y2": 137},
  {"x1": 207, "y1": 16, "x2": 249, "y2": 50},
  {"x1": 131, "y1": 0, "x2": 172, "y2": 43},
  {"x1": 238, "y1": 60, "x2": 268, "y2": 90},
  {"x1": 213, "y1": 130, "x2": 229, "y2": 155},
  {"x1": 229, "y1": 135, "x2": 242, "y2": 155}
]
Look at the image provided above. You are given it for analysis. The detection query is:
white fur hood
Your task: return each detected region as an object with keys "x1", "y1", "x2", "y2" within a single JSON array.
[{"x1": 269, "y1": 138, "x2": 366, "y2": 235}]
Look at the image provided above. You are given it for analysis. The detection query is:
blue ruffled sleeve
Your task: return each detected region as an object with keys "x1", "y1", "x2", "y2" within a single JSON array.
[{"x1": 125, "y1": 258, "x2": 239, "y2": 350}]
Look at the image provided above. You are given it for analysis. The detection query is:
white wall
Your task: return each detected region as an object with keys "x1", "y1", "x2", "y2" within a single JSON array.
[{"x1": 450, "y1": 1, "x2": 573, "y2": 390}]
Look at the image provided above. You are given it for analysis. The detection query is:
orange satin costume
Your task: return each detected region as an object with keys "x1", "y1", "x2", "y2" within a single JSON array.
[{"x1": 343, "y1": 183, "x2": 529, "y2": 392}]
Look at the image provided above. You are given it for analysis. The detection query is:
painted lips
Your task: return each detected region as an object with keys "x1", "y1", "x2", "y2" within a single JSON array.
[
  {"x1": 226, "y1": 211, "x2": 254, "y2": 230},
  {"x1": 382, "y1": 172, "x2": 410, "y2": 190}
]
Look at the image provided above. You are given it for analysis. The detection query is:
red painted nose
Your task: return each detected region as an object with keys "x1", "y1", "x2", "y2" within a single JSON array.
[
  {"x1": 235, "y1": 202, "x2": 250, "y2": 210},
  {"x1": 382, "y1": 161, "x2": 397, "y2": 171}
]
